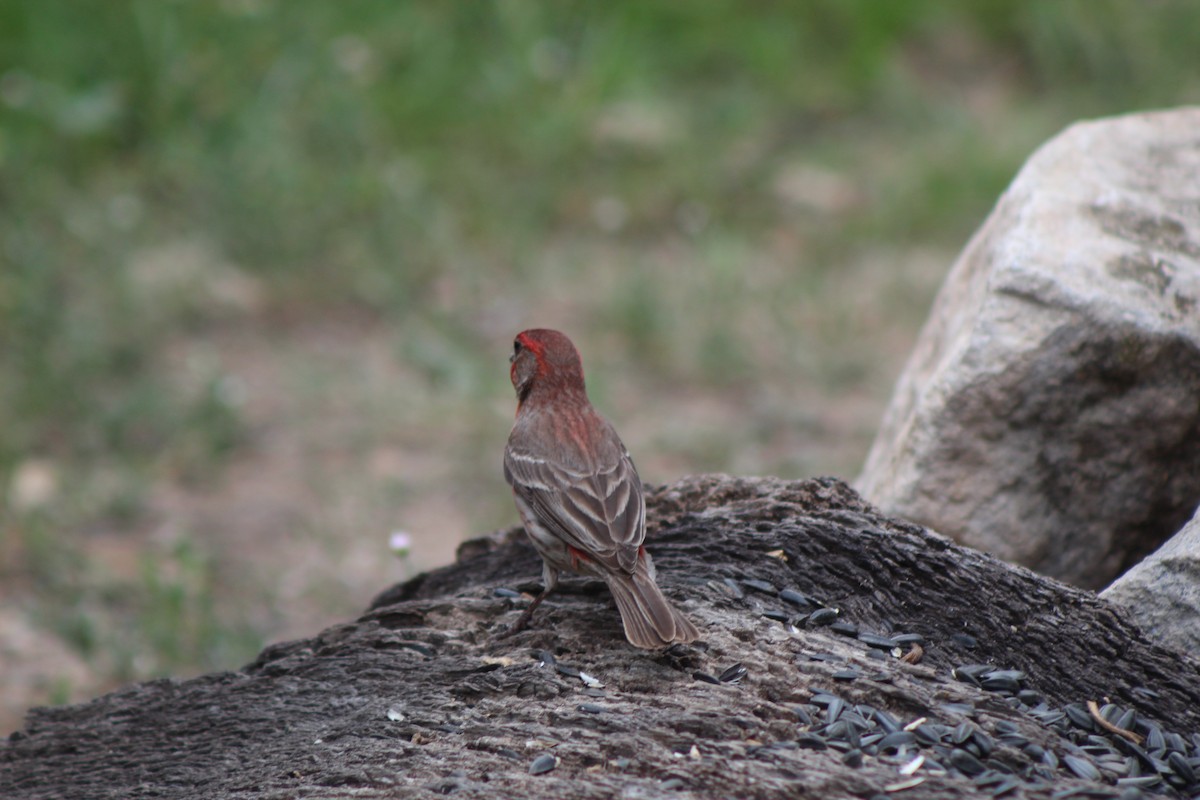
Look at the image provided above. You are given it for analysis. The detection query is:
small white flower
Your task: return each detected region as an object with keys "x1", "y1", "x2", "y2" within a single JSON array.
[{"x1": 389, "y1": 531, "x2": 412, "y2": 557}]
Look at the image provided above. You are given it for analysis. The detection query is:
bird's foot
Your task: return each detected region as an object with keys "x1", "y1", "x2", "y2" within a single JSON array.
[{"x1": 495, "y1": 588, "x2": 550, "y2": 639}]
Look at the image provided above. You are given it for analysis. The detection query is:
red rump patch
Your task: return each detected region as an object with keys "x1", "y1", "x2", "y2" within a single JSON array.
[{"x1": 568, "y1": 546, "x2": 589, "y2": 571}]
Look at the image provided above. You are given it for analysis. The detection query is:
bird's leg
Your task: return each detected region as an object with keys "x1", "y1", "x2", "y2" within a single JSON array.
[
  {"x1": 498, "y1": 565, "x2": 558, "y2": 638},
  {"x1": 499, "y1": 586, "x2": 552, "y2": 638}
]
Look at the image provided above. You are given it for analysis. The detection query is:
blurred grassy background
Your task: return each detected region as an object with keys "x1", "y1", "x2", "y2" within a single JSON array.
[{"x1": 2, "y1": 0, "x2": 1199, "y2": 731}]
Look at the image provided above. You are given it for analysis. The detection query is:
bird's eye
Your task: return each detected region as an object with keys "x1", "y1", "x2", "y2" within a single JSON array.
[{"x1": 510, "y1": 340, "x2": 522, "y2": 363}]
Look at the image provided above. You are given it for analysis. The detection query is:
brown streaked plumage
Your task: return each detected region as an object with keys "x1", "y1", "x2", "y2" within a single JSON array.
[{"x1": 502, "y1": 328, "x2": 700, "y2": 648}]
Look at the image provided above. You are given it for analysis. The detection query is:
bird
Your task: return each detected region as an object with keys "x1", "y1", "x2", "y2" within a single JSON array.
[{"x1": 502, "y1": 328, "x2": 700, "y2": 648}]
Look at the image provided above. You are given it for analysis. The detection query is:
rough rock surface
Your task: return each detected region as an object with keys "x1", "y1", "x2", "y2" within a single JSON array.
[
  {"x1": 857, "y1": 107, "x2": 1200, "y2": 590},
  {"x1": 1103, "y1": 503, "x2": 1200, "y2": 653},
  {"x1": 4, "y1": 475, "x2": 1200, "y2": 800}
]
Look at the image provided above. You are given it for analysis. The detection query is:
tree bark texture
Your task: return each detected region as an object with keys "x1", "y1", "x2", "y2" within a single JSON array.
[{"x1": 3, "y1": 475, "x2": 1199, "y2": 799}]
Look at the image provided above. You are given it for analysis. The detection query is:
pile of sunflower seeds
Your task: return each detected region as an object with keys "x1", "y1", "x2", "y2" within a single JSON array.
[{"x1": 727, "y1": 576, "x2": 1200, "y2": 797}]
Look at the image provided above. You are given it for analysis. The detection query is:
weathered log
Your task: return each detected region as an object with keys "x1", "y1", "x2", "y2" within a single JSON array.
[{"x1": 3, "y1": 475, "x2": 1199, "y2": 799}]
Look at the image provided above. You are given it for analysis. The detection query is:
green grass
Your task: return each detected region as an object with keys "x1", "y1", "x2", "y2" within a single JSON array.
[{"x1": 1, "y1": 0, "x2": 1199, "y2": 711}]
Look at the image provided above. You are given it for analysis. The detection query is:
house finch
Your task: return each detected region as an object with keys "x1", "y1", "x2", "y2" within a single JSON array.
[{"x1": 502, "y1": 328, "x2": 701, "y2": 648}]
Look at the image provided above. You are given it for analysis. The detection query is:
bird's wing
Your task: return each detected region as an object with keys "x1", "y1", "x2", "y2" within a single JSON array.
[{"x1": 504, "y1": 445, "x2": 645, "y2": 573}]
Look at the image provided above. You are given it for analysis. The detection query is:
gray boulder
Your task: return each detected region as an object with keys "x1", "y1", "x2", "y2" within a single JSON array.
[
  {"x1": 1103, "y1": 503, "x2": 1200, "y2": 653},
  {"x1": 857, "y1": 107, "x2": 1200, "y2": 589}
]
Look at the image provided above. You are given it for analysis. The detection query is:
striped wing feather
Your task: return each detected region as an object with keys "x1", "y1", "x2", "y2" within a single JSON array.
[{"x1": 504, "y1": 447, "x2": 644, "y2": 574}]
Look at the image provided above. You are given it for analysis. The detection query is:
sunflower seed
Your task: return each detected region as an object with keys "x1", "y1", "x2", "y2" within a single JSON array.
[
  {"x1": 761, "y1": 609, "x2": 791, "y2": 622},
  {"x1": 742, "y1": 578, "x2": 776, "y2": 594},
  {"x1": 1167, "y1": 751, "x2": 1195, "y2": 784},
  {"x1": 832, "y1": 670, "x2": 861, "y2": 682},
  {"x1": 860, "y1": 733, "x2": 883, "y2": 753},
  {"x1": 808, "y1": 608, "x2": 839, "y2": 626},
  {"x1": 825, "y1": 720, "x2": 861, "y2": 749},
  {"x1": 796, "y1": 732, "x2": 827, "y2": 750},
  {"x1": 1031, "y1": 709, "x2": 1066, "y2": 726},
  {"x1": 950, "y1": 749, "x2": 987, "y2": 777},
  {"x1": 859, "y1": 633, "x2": 900, "y2": 650},
  {"x1": 692, "y1": 671, "x2": 721, "y2": 685},
  {"x1": 578, "y1": 703, "x2": 605, "y2": 714},
  {"x1": 1164, "y1": 732, "x2": 1188, "y2": 754},
  {"x1": 780, "y1": 589, "x2": 815, "y2": 608},
  {"x1": 1144, "y1": 724, "x2": 1165, "y2": 754},
  {"x1": 719, "y1": 663, "x2": 748, "y2": 683},
  {"x1": 953, "y1": 670, "x2": 980, "y2": 687},
  {"x1": 842, "y1": 748, "x2": 863, "y2": 767},
  {"x1": 529, "y1": 753, "x2": 558, "y2": 775},
  {"x1": 874, "y1": 709, "x2": 901, "y2": 734},
  {"x1": 891, "y1": 633, "x2": 925, "y2": 646},
  {"x1": 830, "y1": 621, "x2": 860, "y2": 637},
  {"x1": 1098, "y1": 754, "x2": 1132, "y2": 775},
  {"x1": 912, "y1": 725, "x2": 943, "y2": 746},
  {"x1": 954, "y1": 663, "x2": 995, "y2": 679},
  {"x1": 998, "y1": 733, "x2": 1029, "y2": 749},
  {"x1": 878, "y1": 731, "x2": 917, "y2": 752},
  {"x1": 1065, "y1": 755, "x2": 1103, "y2": 781},
  {"x1": 979, "y1": 676, "x2": 1017, "y2": 695},
  {"x1": 885, "y1": 777, "x2": 925, "y2": 792},
  {"x1": 1065, "y1": 703, "x2": 1096, "y2": 731},
  {"x1": 493, "y1": 587, "x2": 522, "y2": 598},
  {"x1": 579, "y1": 671, "x2": 603, "y2": 688},
  {"x1": 841, "y1": 710, "x2": 871, "y2": 731}
]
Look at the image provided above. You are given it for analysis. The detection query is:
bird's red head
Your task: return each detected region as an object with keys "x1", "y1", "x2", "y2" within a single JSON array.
[{"x1": 510, "y1": 329, "x2": 586, "y2": 409}]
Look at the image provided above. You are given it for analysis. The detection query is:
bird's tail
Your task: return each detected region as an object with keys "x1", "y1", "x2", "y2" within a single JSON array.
[{"x1": 605, "y1": 553, "x2": 701, "y2": 648}]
